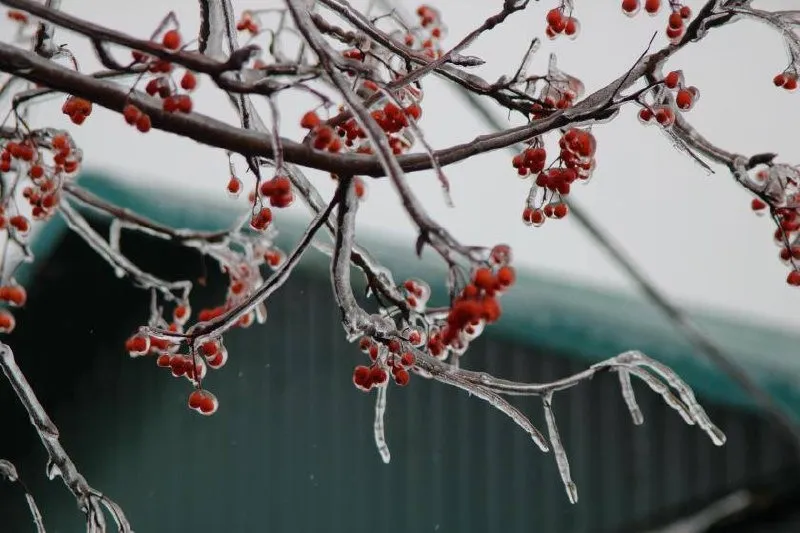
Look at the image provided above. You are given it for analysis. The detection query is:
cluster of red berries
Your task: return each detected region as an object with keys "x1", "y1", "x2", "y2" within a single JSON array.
[
  {"x1": 775, "y1": 207, "x2": 800, "y2": 286},
  {"x1": 523, "y1": 202, "x2": 569, "y2": 226},
  {"x1": 518, "y1": 129, "x2": 595, "y2": 227},
  {"x1": 621, "y1": 0, "x2": 692, "y2": 43},
  {"x1": 259, "y1": 176, "x2": 293, "y2": 206},
  {"x1": 402, "y1": 278, "x2": 431, "y2": 312},
  {"x1": 246, "y1": 175, "x2": 293, "y2": 231},
  {"x1": 352, "y1": 337, "x2": 417, "y2": 392},
  {"x1": 61, "y1": 97, "x2": 93, "y2": 125},
  {"x1": 411, "y1": 5, "x2": 445, "y2": 59},
  {"x1": 188, "y1": 389, "x2": 219, "y2": 415},
  {"x1": 545, "y1": 6, "x2": 580, "y2": 40},
  {"x1": 125, "y1": 303, "x2": 228, "y2": 415},
  {"x1": 3, "y1": 133, "x2": 79, "y2": 227},
  {"x1": 531, "y1": 91, "x2": 577, "y2": 118},
  {"x1": 122, "y1": 104, "x2": 152, "y2": 133},
  {"x1": 128, "y1": 29, "x2": 198, "y2": 131},
  {"x1": 427, "y1": 264, "x2": 514, "y2": 358},
  {"x1": 301, "y1": 112, "x2": 344, "y2": 153},
  {"x1": 512, "y1": 146, "x2": 547, "y2": 177},
  {"x1": 559, "y1": 128, "x2": 597, "y2": 179},
  {"x1": 773, "y1": 73, "x2": 798, "y2": 92},
  {"x1": 638, "y1": 71, "x2": 699, "y2": 128},
  {"x1": 745, "y1": 168, "x2": 800, "y2": 287}
]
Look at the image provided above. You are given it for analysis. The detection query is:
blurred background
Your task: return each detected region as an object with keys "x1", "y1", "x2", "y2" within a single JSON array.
[{"x1": 2, "y1": 0, "x2": 800, "y2": 531}]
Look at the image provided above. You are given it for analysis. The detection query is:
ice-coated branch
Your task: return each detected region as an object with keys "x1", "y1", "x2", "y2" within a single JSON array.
[
  {"x1": 285, "y1": 164, "x2": 409, "y2": 309},
  {"x1": 329, "y1": 174, "x2": 371, "y2": 337},
  {"x1": 289, "y1": 0, "x2": 484, "y2": 265},
  {"x1": 62, "y1": 183, "x2": 231, "y2": 244},
  {"x1": 0, "y1": 8, "x2": 686, "y2": 179},
  {"x1": 59, "y1": 200, "x2": 191, "y2": 302},
  {"x1": 0, "y1": 343, "x2": 131, "y2": 532},
  {"x1": 1, "y1": 459, "x2": 46, "y2": 533},
  {"x1": 149, "y1": 183, "x2": 342, "y2": 347}
]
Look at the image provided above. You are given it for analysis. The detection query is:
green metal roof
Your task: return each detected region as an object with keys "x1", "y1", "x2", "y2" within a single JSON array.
[{"x1": 27, "y1": 170, "x2": 800, "y2": 416}]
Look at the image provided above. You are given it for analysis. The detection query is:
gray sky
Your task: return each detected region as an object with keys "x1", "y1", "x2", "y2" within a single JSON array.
[{"x1": 5, "y1": 0, "x2": 800, "y2": 330}]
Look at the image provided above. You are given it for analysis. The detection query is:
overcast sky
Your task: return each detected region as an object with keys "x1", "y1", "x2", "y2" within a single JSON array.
[{"x1": 4, "y1": 0, "x2": 800, "y2": 331}]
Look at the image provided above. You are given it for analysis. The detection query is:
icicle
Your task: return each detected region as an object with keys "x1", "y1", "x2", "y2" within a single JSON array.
[
  {"x1": 512, "y1": 38, "x2": 541, "y2": 82},
  {"x1": 197, "y1": 0, "x2": 236, "y2": 61},
  {"x1": 373, "y1": 385, "x2": 391, "y2": 464},
  {"x1": 96, "y1": 492, "x2": 133, "y2": 533},
  {"x1": 25, "y1": 493, "x2": 46, "y2": 533},
  {"x1": 624, "y1": 366, "x2": 695, "y2": 426},
  {"x1": 618, "y1": 369, "x2": 644, "y2": 425},
  {"x1": 108, "y1": 219, "x2": 125, "y2": 279},
  {"x1": 543, "y1": 393, "x2": 578, "y2": 504},
  {"x1": 629, "y1": 353, "x2": 726, "y2": 446}
]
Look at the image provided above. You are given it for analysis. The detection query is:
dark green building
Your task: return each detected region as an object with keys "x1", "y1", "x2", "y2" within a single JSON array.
[{"x1": 1, "y1": 173, "x2": 799, "y2": 532}]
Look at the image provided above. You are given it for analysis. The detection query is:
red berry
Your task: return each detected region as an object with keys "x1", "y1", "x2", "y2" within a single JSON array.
[
  {"x1": 136, "y1": 114, "x2": 151, "y2": 133},
  {"x1": 227, "y1": 176, "x2": 242, "y2": 196},
  {"x1": 473, "y1": 267, "x2": 495, "y2": 292},
  {"x1": 546, "y1": 8, "x2": 563, "y2": 28},
  {"x1": 644, "y1": 0, "x2": 661, "y2": 15},
  {"x1": 180, "y1": 71, "x2": 197, "y2": 91},
  {"x1": 675, "y1": 88, "x2": 694, "y2": 110},
  {"x1": 162, "y1": 29, "x2": 181, "y2": 50},
  {"x1": 496, "y1": 266, "x2": 515, "y2": 288},
  {"x1": 123, "y1": 104, "x2": 141, "y2": 125},
  {"x1": 300, "y1": 111, "x2": 321, "y2": 129},
  {"x1": 394, "y1": 368, "x2": 410, "y2": 386},
  {"x1": 564, "y1": 18, "x2": 580, "y2": 38},
  {"x1": 0, "y1": 310, "x2": 15, "y2": 333},
  {"x1": 664, "y1": 71, "x2": 681, "y2": 89},
  {"x1": 621, "y1": 0, "x2": 640, "y2": 15}
]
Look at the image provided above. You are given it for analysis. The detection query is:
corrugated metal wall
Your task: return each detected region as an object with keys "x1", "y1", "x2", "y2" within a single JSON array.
[{"x1": 1, "y1": 220, "x2": 798, "y2": 533}]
